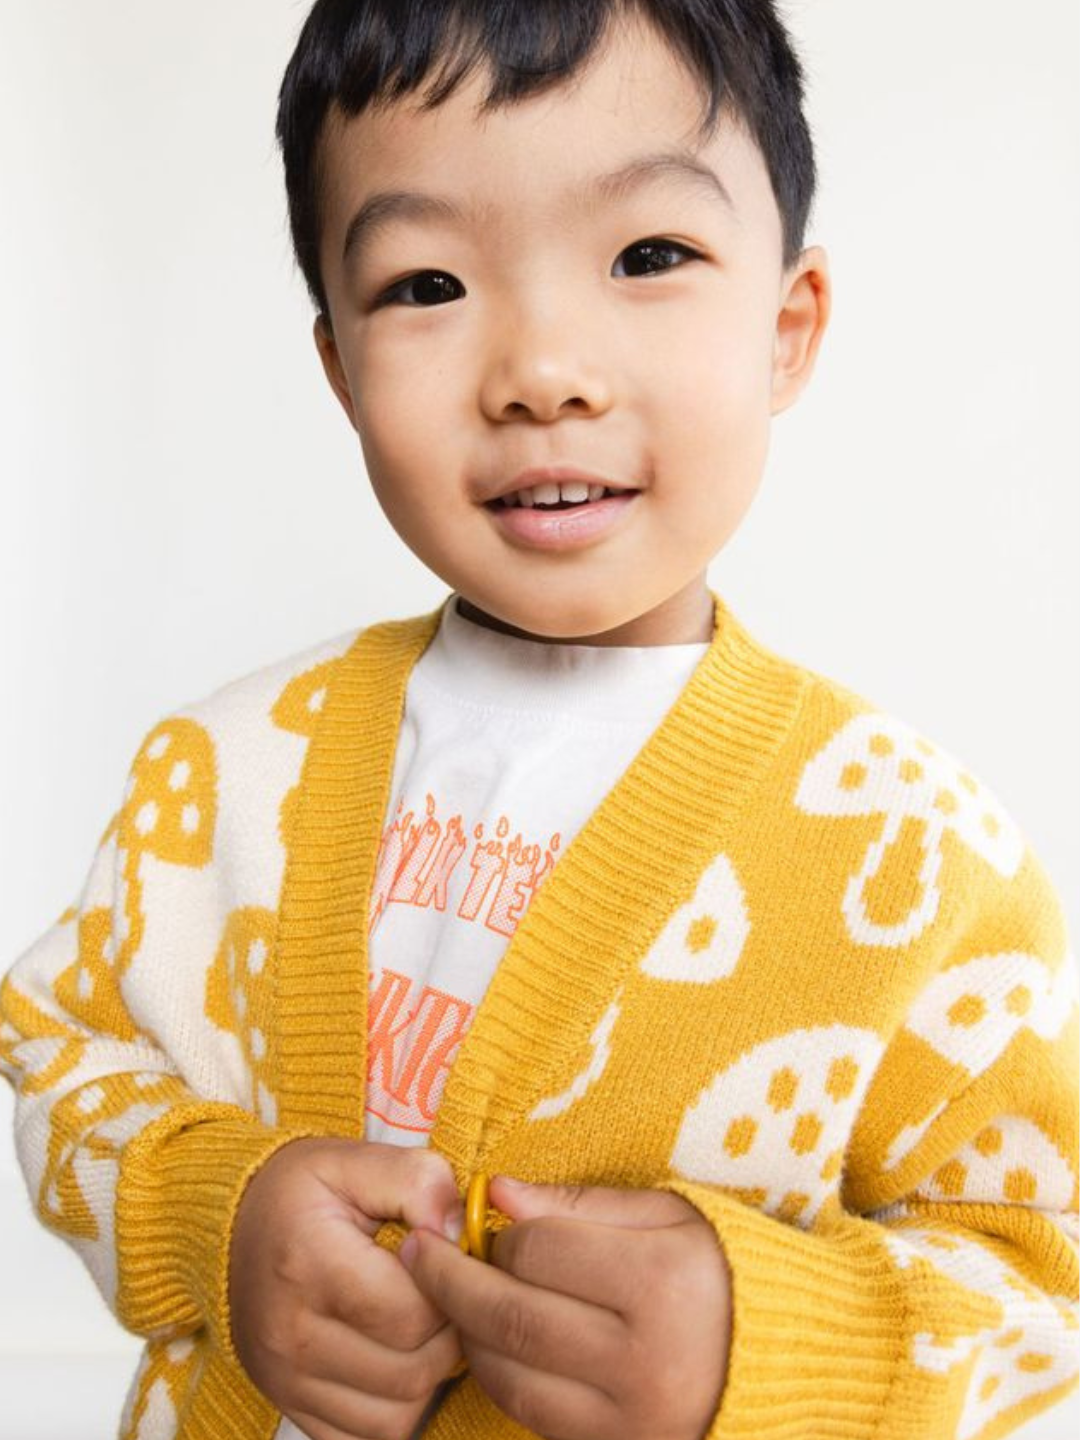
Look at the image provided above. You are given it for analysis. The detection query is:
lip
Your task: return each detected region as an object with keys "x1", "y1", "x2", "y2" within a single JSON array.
[
  {"x1": 486, "y1": 465, "x2": 639, "y2": 505},
  {"x1": 486, "y1": 489, "x2": 640, "y2": 551}
]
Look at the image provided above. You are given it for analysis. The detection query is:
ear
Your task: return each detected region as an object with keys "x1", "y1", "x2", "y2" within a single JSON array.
[
  {"x1": 771, "y1": 245, "x2": 830, "y2": 415},
  {"x1": 313, "y1": 313, "x2": 359, "y2": 431}
]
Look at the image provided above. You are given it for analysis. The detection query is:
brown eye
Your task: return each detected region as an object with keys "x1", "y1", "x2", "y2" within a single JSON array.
[
  {"x1": 614, "y1": 239, "x2": 700, "y2": 277},
  {"x1": 377, "y1": 271, "x2": 464, "y2": 308}
]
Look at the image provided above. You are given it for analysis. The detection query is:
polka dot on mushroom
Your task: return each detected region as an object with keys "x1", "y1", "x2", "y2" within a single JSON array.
[
  {"x1": 135, "y1": 802, "x2": 159, "y2": 836},
  {"x1": 790, "y1": 1113, "x2": 823, "y2": 1155},
  {"x1": 1004, "y1": 1167, "x2": 1038, "y2": 1203},
  {"x1": 947, "y1": 994, "x2": 987, "y2": 1027},
  {"x1": 974, "y1": 1126, "x2": 1003, "y2": 1157},
  {"x1": 767, "y1": 1067, "x2": 799, "y2": 1111},
  {"x1": 168, "y1": 760, "x2": 191, "y2": 791},
  {"x1": 724, "y1": 1116, "x2": 758, "y2": 1158},
  {"x1": 825, "y1": 1056, "x2": 859, "y2": 1101},
  {"x1": 685, "y1": 915, "x2": 717, "y2": 954}
]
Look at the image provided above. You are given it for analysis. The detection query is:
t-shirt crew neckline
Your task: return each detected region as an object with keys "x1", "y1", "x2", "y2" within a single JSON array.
[{"x1": 414, "y1": 592, "x2": 713, "y2": 723}]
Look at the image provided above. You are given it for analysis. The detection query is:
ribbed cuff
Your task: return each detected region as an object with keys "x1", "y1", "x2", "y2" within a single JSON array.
[
  {"x1": 662, "y1": 1180, "x2": 934, "y2": 1439},
  {"x1": 115, "y1": 1102, "x2": 313, "y2": 1364}
]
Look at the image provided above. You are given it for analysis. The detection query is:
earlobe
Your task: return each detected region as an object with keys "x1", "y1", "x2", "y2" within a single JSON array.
[
  {"x1": 313, "y1": 314, "x2": 359, "y2": 431},
  {"x1": 771, "y1": 245, "x2": 831, "y2": 415}
]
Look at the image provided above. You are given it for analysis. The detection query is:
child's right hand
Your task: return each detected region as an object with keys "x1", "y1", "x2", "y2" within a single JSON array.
[{"x1": 229, "y1": 1137, "x2": 466, "y2": 1440}]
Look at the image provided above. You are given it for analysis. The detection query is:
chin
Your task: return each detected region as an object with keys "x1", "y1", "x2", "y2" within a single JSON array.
[{"x1": 458, "y1": 592, "x2": 621, "y2": 643}]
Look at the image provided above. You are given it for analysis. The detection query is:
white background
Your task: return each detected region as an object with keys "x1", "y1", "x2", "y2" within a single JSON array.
[{"x1": 0, "y1": 1, "x2": 1076, "y2": 1436}]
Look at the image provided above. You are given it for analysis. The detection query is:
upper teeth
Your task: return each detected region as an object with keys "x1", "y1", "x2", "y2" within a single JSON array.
[{"x1": 505, "y1": 481, "x2": 608, "y2": 507}]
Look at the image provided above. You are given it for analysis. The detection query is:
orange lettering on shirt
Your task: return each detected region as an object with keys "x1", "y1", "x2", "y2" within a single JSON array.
[{"x1": 367, "y1": 969, "x2": 414, "y2": 1092}]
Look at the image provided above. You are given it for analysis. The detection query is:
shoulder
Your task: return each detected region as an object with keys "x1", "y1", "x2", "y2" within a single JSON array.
[
  {"x1": 781, "y1": 660, "x2": 1067, "y2": 960},
  {"x1": 793, "y1": 666, "x2": 1023, "y2": 872},
  {"x1": 131, "y1": 623, "x2": 363, "y2": 767},
  {"x1": 110, "y1": 623, "x2": 373, "y2": 861}
]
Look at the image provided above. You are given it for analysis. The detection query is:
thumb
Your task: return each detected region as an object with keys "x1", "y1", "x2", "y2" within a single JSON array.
[
  {"x1": 488, "y1": 1175, "x2": 694, "y2": 1229},
  {"x1": 332, "y1": 1142, "x2": 464, "y2": 1241}
]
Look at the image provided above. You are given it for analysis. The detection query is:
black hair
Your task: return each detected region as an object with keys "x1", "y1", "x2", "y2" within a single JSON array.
[{"x1": 276, "y1": 0, "x2": 816, "y2": 318}]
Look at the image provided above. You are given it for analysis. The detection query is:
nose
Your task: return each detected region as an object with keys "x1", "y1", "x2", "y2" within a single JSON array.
[{"x1": 478, "y1": 300, "x2": 614, "y2": 423}]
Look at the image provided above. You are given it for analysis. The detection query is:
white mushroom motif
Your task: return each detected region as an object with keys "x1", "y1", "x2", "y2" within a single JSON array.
[
  {"x1": 878, "y1": 1226, "x2": 1078, "y2": 1439},
  {"x1": 795, "y1": 714, "x2": 1024, "y2": 947}
]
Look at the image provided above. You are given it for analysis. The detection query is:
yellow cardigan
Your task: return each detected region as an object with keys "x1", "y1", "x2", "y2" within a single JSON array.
[{"x1": 2, "y1": 590, "x2": 1077, "y2": 1439}]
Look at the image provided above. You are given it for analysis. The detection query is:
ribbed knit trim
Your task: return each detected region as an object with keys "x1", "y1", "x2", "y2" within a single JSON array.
[
  {"x1": 115, "y1": 1103, "x2": 308, "y2": 1436},
  {"x1": 272, "y1": 589, "x2": 808, "y2": 1176},
  {"x1": 274, "y1": 609, "x2": 446, "y2": 1132},
  {"x1": 664, "y1": 1179, "x2": 927, "y2": 1438}
]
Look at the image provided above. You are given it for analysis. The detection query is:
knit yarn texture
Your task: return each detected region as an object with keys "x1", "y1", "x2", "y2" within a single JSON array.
[{"x1": 2, "y1": 589, "x2": 1076, "y2": 1439}]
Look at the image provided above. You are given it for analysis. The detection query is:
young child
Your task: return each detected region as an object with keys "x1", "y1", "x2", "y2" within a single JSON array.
[{"x1": 2, "y1": 2, "x2": 1077, "y2": 1438}]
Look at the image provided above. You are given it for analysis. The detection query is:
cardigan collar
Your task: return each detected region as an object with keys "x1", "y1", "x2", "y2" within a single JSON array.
[{"x1": 272, "y1": 588, "x2": 808, "y2": 1176}]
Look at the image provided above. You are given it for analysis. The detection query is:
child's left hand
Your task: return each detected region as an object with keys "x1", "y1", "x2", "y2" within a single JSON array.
[{"x1": 399, "y1": 1176, "x2": 731, "y2": 1440}]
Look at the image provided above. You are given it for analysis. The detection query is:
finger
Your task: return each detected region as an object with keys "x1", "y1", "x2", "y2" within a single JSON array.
[
  {"x1": 489, "y1": 1176, "x2": 694, "y2": 1230},
  {"x1": 401, "y1": 1229, "x2": 623, "y2": 1386},
  {"x1": 289, "y1": 1380, "x2": 426, "y2": 1440},
  {"x1": 290, "y1": 1309, "x2": 463, "y2": 1395},
  {"x1": 321, "y1": 1238, "x2": 453, "y2": 1349},
  {"x1": 465, "y1": 1338, "x2": 618, "y2": 1440},
  {"x1": 489, "y1": 1214, "x2": 666, "y2": 1313},
  {"x1": 333, "y1": 1142, "x2": 464, "y2": 1240}
]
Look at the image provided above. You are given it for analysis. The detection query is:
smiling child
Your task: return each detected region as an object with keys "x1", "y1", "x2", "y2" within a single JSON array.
[{"x1": 2, "y1": 3, "x2": 1076, "y2": 1439}]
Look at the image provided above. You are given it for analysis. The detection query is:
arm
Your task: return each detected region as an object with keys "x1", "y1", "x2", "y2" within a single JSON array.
[
  {"x1": 0, "y1": 722, "x2": 305, "y2": 1369},
  {"x1": 661, "y1": 852, "x2": 1078, "y2": 1439}
]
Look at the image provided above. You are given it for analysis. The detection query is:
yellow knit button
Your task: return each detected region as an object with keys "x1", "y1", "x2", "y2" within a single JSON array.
[{"x1": 466, "y1": 1172, "x2": 491, "y2": 1261}]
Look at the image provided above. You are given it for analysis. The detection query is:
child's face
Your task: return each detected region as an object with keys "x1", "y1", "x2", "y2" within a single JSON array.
[{"x1": 314, "y1": 14, "x2": 828, "y2": 645}]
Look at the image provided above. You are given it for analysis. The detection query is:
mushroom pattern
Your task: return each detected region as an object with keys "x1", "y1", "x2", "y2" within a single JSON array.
[
  {"x1": 204, "y1": 907, "x2": 278, "y2": 1124},
  {"x1": 526, "y1": 852, "x2": 751, "y2": 1122},
  {"x1": 794, "y1": 713, "x2": 1025, "y2": 948},
  {"x1": 878, "y1": 1224, "x2": 1079, "y2": 1438},
  {"x1": 115, "y1": 718, "x2": 218, "y2": 977},
  {"x1": 669, "y1": 1024, "x2": 885, "y2": 1226}
]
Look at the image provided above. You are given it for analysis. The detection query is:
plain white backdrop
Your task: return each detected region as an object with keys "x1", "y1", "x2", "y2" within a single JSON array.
[{"x1": 0, "y1": 2, "x2": 1076, "y2": 1436}]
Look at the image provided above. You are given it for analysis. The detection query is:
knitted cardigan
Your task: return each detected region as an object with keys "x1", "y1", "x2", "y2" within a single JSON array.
[{"x1": 1, "y1": 590, "x2": 1077, "y2": 1440}]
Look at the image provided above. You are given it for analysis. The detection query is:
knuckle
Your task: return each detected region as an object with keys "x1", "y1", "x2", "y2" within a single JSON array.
[
  {"x1": 560, "y1": 1183, "x2": 591, "y2": 1213},
  {"x1": 269, "y1": 1232, "x2": 313, "y2": 1291},
  {"x1": 490, "y1": 1291, "x2": 533, "y2": 1363},
  {"x1": 409, "y1": 1150, "x2": 456, "y2": 1207},
  {"x1": 497, "y1": 1374, "x2": 548, "y2": 1437},
  {"x1": 387, "y1": 1296, "x2": 436, "y2": 1351},
  {"x1": 381, "y1": 1357, "x2": 432, "y2": 1405},
  {"x1": 505, "y1": 1219, "x2": 554, "y2": 1282},
  {"x1": 257, "y1": 1308, "x2": 300, "y2": 1365}
]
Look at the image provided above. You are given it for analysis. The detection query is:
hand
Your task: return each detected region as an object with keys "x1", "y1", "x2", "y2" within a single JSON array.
[
  {"x1": 399, "y1": 1177, "x2": 732, "y2": 1440},
  {"x1": 229, "y1": 1138, "x2": 466, "y2": 1440}
]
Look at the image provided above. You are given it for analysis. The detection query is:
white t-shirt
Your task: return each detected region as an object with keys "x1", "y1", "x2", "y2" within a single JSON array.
[{"x1": 363, "y1": 593, "x2": 710, "y2": 1145}]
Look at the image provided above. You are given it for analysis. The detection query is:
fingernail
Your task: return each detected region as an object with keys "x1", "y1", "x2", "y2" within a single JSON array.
[
  {"x1": 495, "y1": 1174, "x2": 526, "y2": 1189},
  {"x1": 443, "y1": 1209, "x2": 464, "y2": 1244},
  {"x1": 399, "y1": 1232, "x2": 419, "y2": 1269}
]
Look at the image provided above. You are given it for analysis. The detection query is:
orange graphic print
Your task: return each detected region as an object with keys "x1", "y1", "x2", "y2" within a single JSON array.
[
  {"x1": 365, "y1": 791, "x2": 562, "y2": 1135},
  {"x1": 366, "y1": 968, "x2": 473, "y2": 1133},
  {"x1": 370, "y1": 793, "x2": 560, "y2": 936}
]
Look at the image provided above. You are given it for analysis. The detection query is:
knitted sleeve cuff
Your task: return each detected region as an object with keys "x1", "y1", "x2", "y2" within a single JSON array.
[
  {"x1": 114, "y1": 1102, "x2": 314, "y2": 1366},
  {"x1": 661, "y1": 1179, "x2": 928, "y2": 1439}
]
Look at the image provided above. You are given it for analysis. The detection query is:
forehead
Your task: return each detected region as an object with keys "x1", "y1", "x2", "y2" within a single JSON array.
[{"x1": 315, "y1": 16, "x2": 778, "y2": 259}]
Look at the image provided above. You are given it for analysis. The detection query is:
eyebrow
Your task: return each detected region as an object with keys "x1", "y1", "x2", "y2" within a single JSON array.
[{"x1": 340, "y1": 147, "x2": 735, "y2": 269}]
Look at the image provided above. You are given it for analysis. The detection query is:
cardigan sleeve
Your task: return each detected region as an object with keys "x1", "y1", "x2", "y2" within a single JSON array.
[
  {"x1": 660, "y1": 853, "x2": 1079, "y2": 1440},
  {"x1": 0, "y1": 726, "x2": 309, "y2": 1370}
]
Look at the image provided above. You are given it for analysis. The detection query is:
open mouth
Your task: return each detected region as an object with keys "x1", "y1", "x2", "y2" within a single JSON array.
[{"x1": 486, "y1": 485, "x2": 635, "y2": 511}]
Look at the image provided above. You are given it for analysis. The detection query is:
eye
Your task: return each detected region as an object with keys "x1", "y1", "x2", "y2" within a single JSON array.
[
  {"x1": 613, "y1": 238, "x2": 701, "y2": 278},
  {"x1": 374, "y1": 270, "x2": 464, "y2": 309}
]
